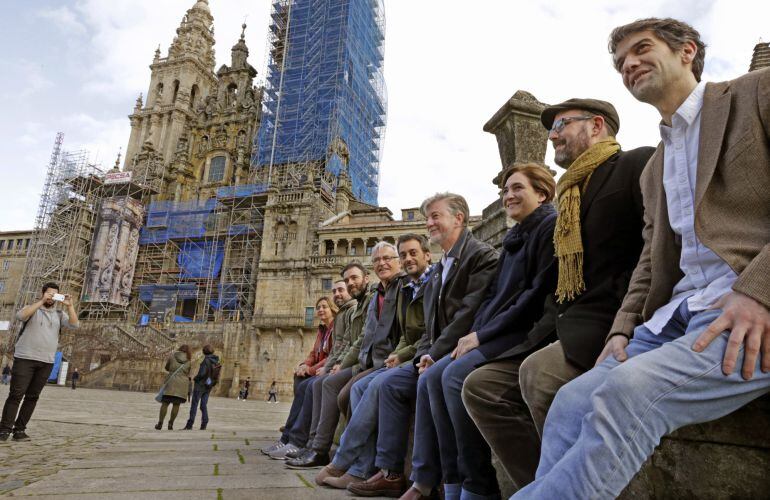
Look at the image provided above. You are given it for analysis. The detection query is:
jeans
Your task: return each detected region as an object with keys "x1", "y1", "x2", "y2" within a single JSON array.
[
  {"x1": 331, "y1": 367, "x2": 388, "y2": 478},
  {"x1": 0, "y1": 357, "x2": 53, "y2": 433},
  {"x1": 415, "y1": 350, "x2": 501, "y2": 499},
  {"x1": 376, "y1": 363, "x2": 418, "y2": 472},
  {"x1": 514, "y1": 300, "x2": 770, "y2": 499},
  {"x1": 186, "y1": 388, "x2": 210, "y2": 427},
  {"x1": 286, "y1": 376, "x2": 315, "y2": 446},
  {"x1": 280, "y1": 375, "x2": 315, "y2": 444}
]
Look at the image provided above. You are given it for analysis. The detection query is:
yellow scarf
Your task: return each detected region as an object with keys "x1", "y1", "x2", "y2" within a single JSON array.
[{"x1": 554, "y1": 138, "x2": 621, "y2": 303}]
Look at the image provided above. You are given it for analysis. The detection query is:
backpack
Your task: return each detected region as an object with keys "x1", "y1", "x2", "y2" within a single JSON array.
[{"x1": 206, "y1": 359, "x2": 222, "y2": 387}]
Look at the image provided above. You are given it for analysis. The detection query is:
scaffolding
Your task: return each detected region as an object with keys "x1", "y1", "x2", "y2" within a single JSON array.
[
  {"x1": 253, "y1": 0, "x2": 386, "y2": 205},
  {"x1": 129, "y1": 185, "x2": 267, "y2": 324},
  {"x1": 12, "y1": 134, "x2": 102, "y2": 325}
]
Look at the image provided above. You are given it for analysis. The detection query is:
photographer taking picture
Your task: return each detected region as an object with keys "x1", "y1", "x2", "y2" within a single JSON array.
[{"x1": 0, "y1": 282, "x2": 79, "y2": 441}]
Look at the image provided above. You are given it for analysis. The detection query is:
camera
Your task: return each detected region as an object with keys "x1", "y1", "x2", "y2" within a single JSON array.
[{"x1": 52, "y1": 293, "x2": 66, "y2": 302}]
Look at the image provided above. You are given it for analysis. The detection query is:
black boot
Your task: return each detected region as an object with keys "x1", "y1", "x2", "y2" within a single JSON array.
[
  {"x1": 154, "y1": 422, "x2": 162, "y2": 430},
  {"x1": 200, "y1": 423, "x2": 207, "y2": 430},
  {"x1": 168, "y1": 421, "x2": 174, "y2": 430}
]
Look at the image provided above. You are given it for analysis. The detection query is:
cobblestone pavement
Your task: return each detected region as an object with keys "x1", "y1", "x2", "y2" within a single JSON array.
[{"x1": 0, "y1": 385, "x2": 390, "y2": 499}]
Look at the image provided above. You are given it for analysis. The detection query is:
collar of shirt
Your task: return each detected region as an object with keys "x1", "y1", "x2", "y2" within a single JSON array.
[
  {"x1": 403, "y1": 263, "x2": 435, "y2": 295},
  {"x1": 659, "y1": 81, "x2": 706, "y2": 142}
]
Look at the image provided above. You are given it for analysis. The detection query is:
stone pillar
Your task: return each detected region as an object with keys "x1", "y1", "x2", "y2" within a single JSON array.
[
  {"x1": 229, "y1": 361, "x2": 241, "y2": 398},
  {"x1": 475, "y1": 90, "x2": 551, "y2": 249},
  {"x1": 483, "y1": 90, "x2": 549, "y2": 185}
]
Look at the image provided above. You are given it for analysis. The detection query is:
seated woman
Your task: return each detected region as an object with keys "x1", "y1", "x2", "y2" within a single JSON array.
[
  {"x1": 262, "y1": 296, "x2": 337, "y2": 459},
  {"x1": 405, "y1": 164, "x2": 558, "y2": 500}
]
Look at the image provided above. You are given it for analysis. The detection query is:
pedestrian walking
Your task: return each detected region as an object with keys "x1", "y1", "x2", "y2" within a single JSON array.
[
  {"x1": 0, "y1": 282, "x2": 79, "y2": 442},
  {"x1": 243, "y1": 378, "x2": 251, "y2": 400},
  {"x1": 155, "y1": 345, "x2": 192, "y2": 430},
  {"x1": 267, "y1": 381, "x2": 277, "y2": 403},
  {"x1": 184, "y1": 345, "x2": 220, "y2": 431},
  {"x1": 1, "y1": 365, "x2": 10, "y2": 385},
  {"x1": 71, "y1": 368, "x2": 79, "y2": 390}
]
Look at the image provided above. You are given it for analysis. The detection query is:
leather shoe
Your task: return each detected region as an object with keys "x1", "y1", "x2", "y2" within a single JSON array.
[
  {"x1": 285, "y1": 450, "x2": 330, "y2": 468},
  {"x1": 347, "y1": 470, "x2": 407, "y2": 497},
  {"x1": 323, "y1": 472, "x2": 362, "y2": 489},
  {"x1": 315, "y1": 464, "x2": 345, "y2": 486}
]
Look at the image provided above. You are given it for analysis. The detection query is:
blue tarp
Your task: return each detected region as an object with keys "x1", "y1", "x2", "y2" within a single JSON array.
[
  {"x1": 48, "y1": 352, "x2": 63, "y2": 382},
  {"x1": 178, "y1": 240, "x2": 224, "y2": 279},
  {"x1": 139, "y1": 199, "x2": 217, "y2": 245},
  {"x1": 215, "y1": 183, "x2": 269, "y2": 198},
  {"x1": 210, "y1": 283, "x2": 239, "y2": 310}
]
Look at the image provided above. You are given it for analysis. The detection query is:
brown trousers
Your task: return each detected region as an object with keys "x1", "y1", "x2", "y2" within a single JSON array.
[{"x1": 461, "y1": 341, "x2": 583, "y2": 491}]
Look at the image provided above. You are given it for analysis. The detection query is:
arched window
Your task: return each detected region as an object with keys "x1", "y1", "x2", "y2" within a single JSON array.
[
  {"x1": 155, "y1": 82, "x2": 164, "y2": 104},
  {"x1": 208, "y1": 155, "x2": 226, "y2": 182},
  {"x1": 172, "y1": 80, "x2": 180, "y2": 103},
  {"x1": 190, "y1": 84, "x2": 199, "y2": 109}
]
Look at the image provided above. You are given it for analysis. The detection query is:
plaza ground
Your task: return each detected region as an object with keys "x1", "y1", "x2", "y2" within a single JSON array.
[{"x1": 0, "y1": 384, "x2": 387, "y2": 499}]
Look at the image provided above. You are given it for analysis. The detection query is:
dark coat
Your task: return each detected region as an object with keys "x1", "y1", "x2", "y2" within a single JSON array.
[
  {"x1": 358, "y1": 273, "x2": 408, "y2": 370},
  {"x1": 415, "y1": 228, "x2": 499, "y2": 363},
  {"x1": 494, "y1": 147, "x2": 655, "y2": 370},
  {"x1": 473, "y1": 204, "x2": 558, "y2": 359},
  {"x1": 193, "y1": 353, "x2": 220, "y2": 392}
]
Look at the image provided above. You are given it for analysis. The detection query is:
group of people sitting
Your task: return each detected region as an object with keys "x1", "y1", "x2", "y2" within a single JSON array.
[{"x1": 259, "y1": 17, "x2": 769, "y2": 500}]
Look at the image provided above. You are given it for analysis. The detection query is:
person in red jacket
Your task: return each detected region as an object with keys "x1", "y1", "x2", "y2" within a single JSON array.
[{"x1": 268, "y1": 296, "x2": 338, "y2": 459}]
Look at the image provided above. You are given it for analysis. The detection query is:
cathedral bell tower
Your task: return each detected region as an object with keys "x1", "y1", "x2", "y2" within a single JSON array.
[{"x1": 123, "y1": 0, "x2": 218, "y2": 199}]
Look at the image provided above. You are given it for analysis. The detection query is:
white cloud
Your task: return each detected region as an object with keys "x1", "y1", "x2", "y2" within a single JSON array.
[
  {"x1": 36, "y1": 5, "x2": 88, "y2": 37},
  {"x1": 1, "y1": 0, "x2": 768, "y2": 232}
]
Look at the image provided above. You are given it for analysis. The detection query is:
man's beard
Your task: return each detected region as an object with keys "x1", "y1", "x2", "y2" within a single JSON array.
[{"x1": 555, "y1": 128, "x2": 591, "y2": 168}]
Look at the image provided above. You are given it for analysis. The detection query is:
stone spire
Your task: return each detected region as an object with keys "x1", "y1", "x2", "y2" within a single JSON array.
[
  {"x1": 166, "y1": 0, "x2": 216, "y2": 69},
  {"x1": 749, "y1": 39, "x2": 770, "y2": 72},
  {"x1": 231, "y1": 23, "x2": 249, "y2": 70}
]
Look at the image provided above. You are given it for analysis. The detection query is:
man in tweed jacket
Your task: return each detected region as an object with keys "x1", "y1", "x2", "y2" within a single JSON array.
[{"x1": 513, "y1": 18, "x2": 770, "y2": 499}]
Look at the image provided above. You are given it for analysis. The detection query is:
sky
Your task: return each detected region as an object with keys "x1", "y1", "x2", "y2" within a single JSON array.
[{"x1": 0, "y1": 0, "x2": 767, "y2": 231}]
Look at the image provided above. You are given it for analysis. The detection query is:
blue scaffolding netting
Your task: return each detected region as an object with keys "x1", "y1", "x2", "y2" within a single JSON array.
[{"x1": 254, "y1": 0, "x2": 386, "y2": 205}]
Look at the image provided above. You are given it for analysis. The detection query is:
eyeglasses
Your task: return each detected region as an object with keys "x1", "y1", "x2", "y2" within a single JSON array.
[
  {"x1": 372, "y1": 256, "x2": 398, "y2": 264},
  {"x1": 550, "y1": 115, "x2": 593, "y2": 134}
]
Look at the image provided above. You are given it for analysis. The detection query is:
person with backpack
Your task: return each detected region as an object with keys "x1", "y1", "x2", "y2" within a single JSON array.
[
  {"x1": 184, "y1": 344, "x2": 220, "y2": 430},
  {"x1": 0, "y1": 282, "x2": 79, "y2": 441}
]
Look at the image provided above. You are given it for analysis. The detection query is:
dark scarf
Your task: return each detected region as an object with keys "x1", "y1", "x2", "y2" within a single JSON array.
[{"x1": 502, "y1": 203, "x2": 556, "y2": 254}]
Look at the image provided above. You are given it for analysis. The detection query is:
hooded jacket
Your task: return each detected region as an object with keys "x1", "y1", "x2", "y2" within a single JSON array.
[{"x1": 162, "y1": 351, "x2": 191, "y2": 399}]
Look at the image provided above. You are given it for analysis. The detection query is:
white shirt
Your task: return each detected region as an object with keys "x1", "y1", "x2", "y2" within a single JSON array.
[
  {"x1": 440, "y1": 254, "x2": 455, "y2": 286},
  {"x1": 644, "y1": 81, "x2": 738, "y2": 334}
]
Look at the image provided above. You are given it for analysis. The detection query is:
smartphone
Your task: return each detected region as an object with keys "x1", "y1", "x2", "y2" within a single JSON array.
[{"x1": 53, "y1": 293, "x2": 66, "y2": 302}]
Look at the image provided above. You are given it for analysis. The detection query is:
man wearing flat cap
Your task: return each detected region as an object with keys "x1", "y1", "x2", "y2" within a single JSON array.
[{"x1": 462, "y1": 97, "x2": 654, "y2": 491}]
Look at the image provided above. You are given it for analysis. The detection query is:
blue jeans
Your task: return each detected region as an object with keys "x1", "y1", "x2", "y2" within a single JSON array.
[
  {"x1": 186, "y1": 388, "x2": 210, "y2": 427},
  {"x1": 331, "y1": 367, "x2": 388, "y2": 478},
  {"x1": 413, "y1": 350, "x2": 501, "y2": 500},
  {"x1": 376, "y1": 363, "x2": 418, "y2": 472},
  {"x1": 280, "y1": 375, "x2": 314, "y2": 444},
  {"x1": 514, "y1": 300, "x2": 770, "y2": 499}
]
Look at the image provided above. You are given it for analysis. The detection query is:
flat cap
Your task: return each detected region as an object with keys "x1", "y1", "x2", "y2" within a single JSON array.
[{"x1": 541, "y1": 98, "x2": 620, "y2": 136}]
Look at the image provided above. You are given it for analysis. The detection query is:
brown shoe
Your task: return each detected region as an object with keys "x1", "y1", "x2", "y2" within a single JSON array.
[
  {"x1": 347, "y1": 471, "x2": 407, "y2": 497},
  {"x1": 323, "y1": 472, "x2": 362, "y2": 489},
  {"x1": 315, "y1": 464, "x2": 345, "y2": 486}
]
